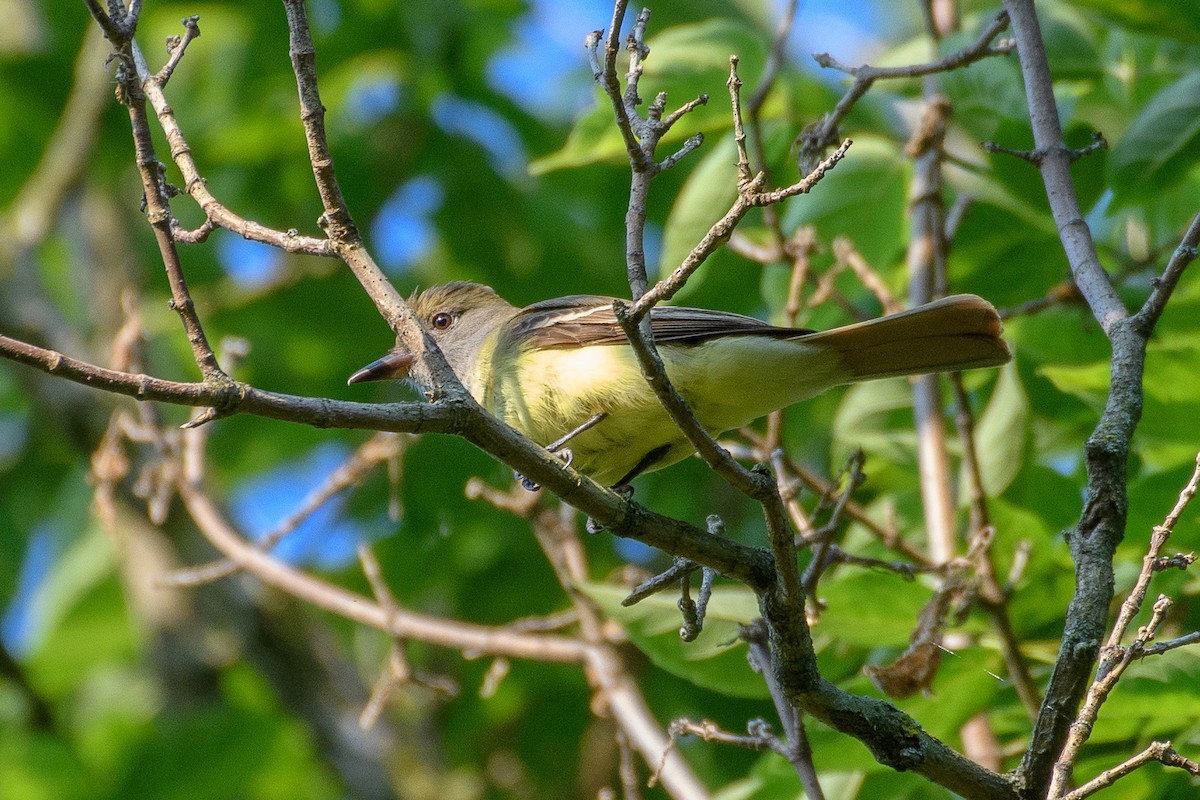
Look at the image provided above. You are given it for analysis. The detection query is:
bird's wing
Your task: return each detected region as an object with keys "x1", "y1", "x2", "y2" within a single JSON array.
[{"x1": 510, "y1": 296, "x2": 809, "y2": 348}]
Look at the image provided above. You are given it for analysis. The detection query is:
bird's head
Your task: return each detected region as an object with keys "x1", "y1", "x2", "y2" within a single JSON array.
[{"x1": 347, "y1": 282, "x2": 517, "y2": 392}]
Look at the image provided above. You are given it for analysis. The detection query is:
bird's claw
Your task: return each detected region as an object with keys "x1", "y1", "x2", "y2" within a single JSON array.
[
  {"x1": 585, "y1": 484, "x2": 633, "y2": 535},
  {"x1": 515, "y1": 448, "x2": 576, "y2": 492}
]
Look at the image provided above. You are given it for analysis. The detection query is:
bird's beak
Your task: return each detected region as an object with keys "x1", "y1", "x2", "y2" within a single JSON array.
[{"x1": 347, "y1": 350, "x2": 416, "y2": 385}]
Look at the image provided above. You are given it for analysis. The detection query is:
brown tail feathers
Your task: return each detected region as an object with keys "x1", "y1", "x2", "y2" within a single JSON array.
[{"x1": 800, "y1": 294, "x2": 1011, "y2": 382}]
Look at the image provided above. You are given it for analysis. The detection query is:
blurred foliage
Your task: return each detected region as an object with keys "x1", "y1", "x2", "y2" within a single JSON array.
[{"x1": 1, "y1": 0, "x2": 1199, "y2": 799}]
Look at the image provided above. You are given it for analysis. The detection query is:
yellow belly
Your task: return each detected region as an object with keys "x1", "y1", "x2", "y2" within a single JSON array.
[{"x1": 486, "y1": 338, "x2": 844, "y2": 485}]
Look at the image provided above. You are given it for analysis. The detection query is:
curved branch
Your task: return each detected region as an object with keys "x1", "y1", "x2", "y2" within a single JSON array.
[
  {"x1": 0, "y1": 329, "x2": 774, "y2": 587},
  {"x1": 1002, "y1": 2, "x2": 1163, "y2": 795},
  {"x1": 277, "y1": 0, "x2": 462, "y2": 401},
  {"x1": 178, "y1": 480, "x2": 589, "y2": 662},
  {"x1": 1134, "y1": 211, "x2": 1200, "y2": 333},
  {"x1": 803, "y1": 12, "x2": 1013, "y2": 158},
  {"x1": 1002, "y1": 0, "x2": 1125, "y2": 331}
]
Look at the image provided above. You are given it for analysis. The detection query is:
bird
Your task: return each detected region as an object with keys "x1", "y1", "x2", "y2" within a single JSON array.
[{"x1": 349, "y1": 282, "x2": 1010, "y2": 487}]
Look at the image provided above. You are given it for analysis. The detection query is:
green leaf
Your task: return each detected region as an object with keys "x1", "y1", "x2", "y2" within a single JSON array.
[
  {"x1": 1038, "y1": 360, "x2": 1110, "y2": 407},
  {"x1": 1093, "y1": 649, "x2": 1200, "y2": 738},
  {"x1": 1064, "y1": 0, "x2": 1200, "y2": 41},
  {"x1": 1036, "y1": 5, "x2": 1106, "y2": 80},
  {"x1": 112, "y1": 706, "x2": 290, "y2": 800},
  {"x1": 1132, "y1": 339, "x2": 1200, "y2": 471},
  {"x1": 832, "y1": 379, "x2": 917, "y2": 465},
  {"x1": 657, "y1": 132, "x2": 740, "y2": 284},
  {"x1": 715, "y1": 755, "x2": 866, "y2": 800},
  {"x1": 987, "y1": 498, "x2": 1075, "y2": 638},
  {"x1": 780, "y1": 136, "x2": 909, "y2": 268},
  {"x1": 960, "y1": 363, "x2": 1029, "y2": 500},
  {"x1": 1039, "y1": 339, "x2": 1200, "y2": 473},
  {"x1": 529, "y1": 97, "x2": 630, "y2": 174},
  {"x1": 580, "y1": 581, "x2": 769, "y2": 699},
  {"x1": 809, "y1": 572, "x2": 930, "y2": 648},
  {"x1": 0, "y1": 733, "x2": 90, "y2": 800},
  {"x1": 26, "y1": 523, "x2": 116, "y2": 649},
  {"x1": 1110, "y1": 73, "x2": 1200, "y2": 201},
  {"x1": 1143, "y1": 340, "x2": 1200, "y2": 404}
]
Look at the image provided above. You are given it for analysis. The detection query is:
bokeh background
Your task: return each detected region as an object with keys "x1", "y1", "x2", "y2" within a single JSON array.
[{"x1": 1, "y1": 0, "x2": 1199, "y2": 798}]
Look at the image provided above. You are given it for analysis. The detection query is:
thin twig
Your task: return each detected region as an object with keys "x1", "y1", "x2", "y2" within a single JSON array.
[
  {"x1": 834, "y1": 238, "x2": 903, "y2": 314},
  {"x1": 744, "y1": 622, "x2": 825, "y2": 799},
  {"x1": 622, "y1": 558, "x2": 699, "y2": 607},
  {"x1": 734, "y1": 432, "x2": 931, "y2": 565},
  {"x1": 615, "y1": 730, "x2": 644, "y2": 800},
  {"x1": 679, "y1": 526, "x2": 718, "y2": 643},
  {"x1": 1061, "y1": 741, "x2": 1200, "y2": 800},
  {"x1": 156, "y1": 15, "x2": 200, "y2": 85},
  {"x1": 800, "y1": 11, "x2": 1013, "y2": 163},
  {"x1": 1134, "y1": 211, "x2": 1200, "y2": 334},
  {"x1": 356, "y1": 545, "x2": 457, "y2": 729},
  {"x1": 107, "y1": 32, "x2": 224, "y2": 380},
  {"x1": 132, "y1": 24, "x2": 333, "y2": 257},
  {"x1": 950, "y1": 373, "x2": 1041, "y2": 721},
  {"x1": 176, "y1": 479, "x2": 590, "y2": 662},
  {"x1": 1104, "y1": 453, "x2": 1200, "y2": 664},
  {"x1": 667, "y1": 718, "x2": 778, "y2": 753},
  {"x1": 1138, "y1": 630, "x2": 1200, "y2": 659},
  {"x1": 82, "y1": 0, "x2": 122, "y2": 41},
  {"x1": 635, "y1": 139, "x2": 851, "y2": 318},
  {"x1": 476, "y1": 469, "x2": 711, "y2": 799},
  {"x1": 163, "y1": 433, "x2": 407, "y2": 587},
  {"x1": 998, "y1": 280, "x2": 1082, "y2": 319},
  {"x1": 1046, "y1": 456, "x2": 1200, "y2": 797},
  {"x1": 745, "y1": 0, "x2": 799, "y2": 254}
]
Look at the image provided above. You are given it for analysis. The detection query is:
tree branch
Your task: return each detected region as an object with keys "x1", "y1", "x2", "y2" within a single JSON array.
[
  {"x1": 1047, "y1": 454, "x2": 1200, "y2": 797},
  {"x1": 1061, "y1": 742, "x2": 1200, "y2": 800},
  {"x1": 97, "y1": 23, "x2": 223, "y2": 380},
  {"x1": 1002, "y1": 0, "x2": 1125, "y2": 331},
  {"x1": 1133, "y1": 211, "x2": 1200, "y2": 334},
  {"x1": 1002, "y1": 3, "x2": 1158, "y2": 793},
  {"x1": 176, "y1": 479, "x2": 590, "y2": 663},
  {"x1": 800, "y1": 11, "x2": 1013, "y2": 162}
]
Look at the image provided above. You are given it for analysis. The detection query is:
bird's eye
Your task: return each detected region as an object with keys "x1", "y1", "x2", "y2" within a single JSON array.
[{"x1": 430, "y1": 311, "x2": 455, "y2": 331}]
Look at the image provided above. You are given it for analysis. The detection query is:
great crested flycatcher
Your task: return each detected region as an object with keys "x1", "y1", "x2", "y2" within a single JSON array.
[{"x1": 349, "y1": 282, "x2": 1010, "y2": 486}]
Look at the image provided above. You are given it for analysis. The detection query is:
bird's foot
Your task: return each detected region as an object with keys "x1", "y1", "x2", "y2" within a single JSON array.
[
  {"x1": 585, "y1": 484, "x2": 634, "y2": 535},
  {"x1": 515, "y1": 448, "x2": 577, "y2": 492}
]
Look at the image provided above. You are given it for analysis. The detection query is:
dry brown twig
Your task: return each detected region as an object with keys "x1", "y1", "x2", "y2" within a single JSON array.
[
  {"x1": 833, "y1": 238, "x2": 903, "y2": 314},
  {"x1": 1046, "y1": 453, "x2": 1200, "y2": 798},
  {"x1": 468, "y1": 479, "x2": 710, "y2": 799},
  {"x1": 798, "y1": 11, "x2": 1015, "y2": 168},
  {"x1": 1062, "y1": 741, "x2": 1200, "y2": 800},
  {"x1": 162, "y1": 432, "x2": 409, "y2": 588},
  {"x1": 730, "y1": 432, "x2": 933, "y2": 567},
  {"x1": 357, "y1": 544, "x2": 459, "y2": 730}
]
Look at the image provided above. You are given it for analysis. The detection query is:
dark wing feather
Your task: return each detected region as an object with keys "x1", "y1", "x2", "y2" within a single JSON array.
[{"x1": 508, "y1": 295, "x2": 812, "y2": 349}]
